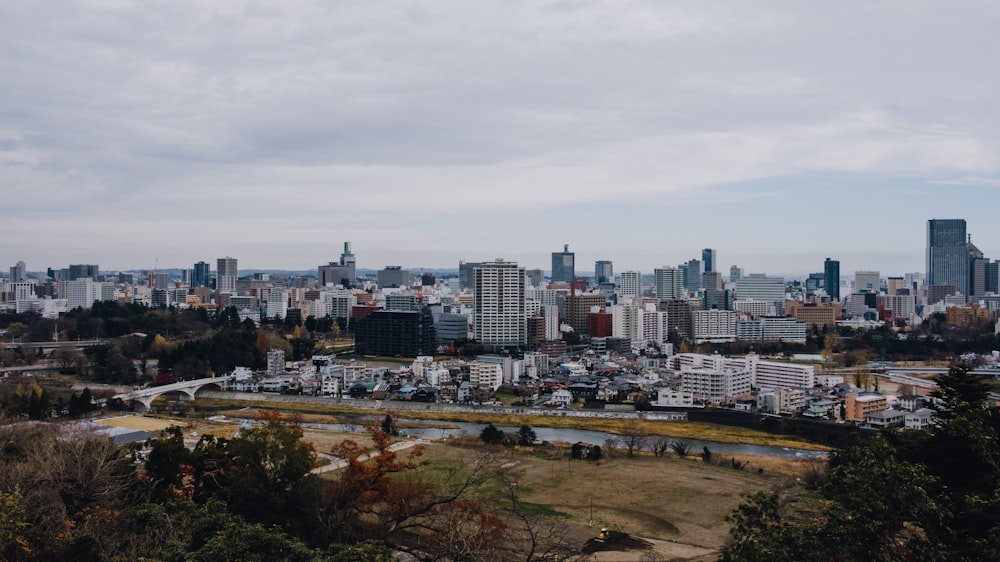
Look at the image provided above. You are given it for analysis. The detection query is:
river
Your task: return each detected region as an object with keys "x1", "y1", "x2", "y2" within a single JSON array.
[{"x1": 300, "y1": 418, "x2": 828, "y2": 459}]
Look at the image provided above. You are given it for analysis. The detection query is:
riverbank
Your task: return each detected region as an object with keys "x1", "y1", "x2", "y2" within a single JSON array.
[{"x1": 190, "y1": 392, "x2": 831, "y2": 451}]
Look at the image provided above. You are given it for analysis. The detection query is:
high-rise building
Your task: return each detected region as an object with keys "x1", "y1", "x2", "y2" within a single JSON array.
[
  {"x1": 458, "y1": 261, "x2": 481, "y2": 291},
  {"x1": 735, "y1": 274, "x2": 785, "y2": 305},
  {"x1": 68, "y1": 264, "x2": 99, "y2": 281},
  {"x1": 986, "y1": 261, "x2": 1000, "y2": 295},
  {"x1": 377, "y1": 266, "x2": 410, "y2": 288},
  {"x1": 681, "y1": 259, "x2": 703, "y2": 292},
  {"x1": 619, "y1": 271, "x2": 641, "y2": 299},
  {"x1": 551, "y1": 244, "x2": 575, "y2": 284},
  {"x1": 730, "y1": 265, "x2": 744, "y2": 282},
  {"x1": 702, "y1": 271, "x2": 722, "y2": 291},
  {"x1": 855, "y1": 271, "x2": 881, "y2": 293},
  {"x1": 9, "y1": 261, "x2": 25, "y2": 283},
  {"x1": 192, "y1": 261, "x2": 211, "y2": 288},
  {"x1": 824, "y1": 258, "x2": 840, "y2": 301},
  {"x1": 217, "y1": 256, "x2": 238, "y2": 294},
  {"x1": 318, "y1": 241, "x2": 357, "y2": 288},
  {"x1": 595, "y1": 260, "x2": 613, "y2": 285},
  {"x1": 927, "y1": 219, "x2": 968, "y2": 298},
  {"x1": 355, "y1": 307, "x2": 437, "y2": 357},
  {"x1": 702, "y1": 248, "x2": 716, "y2": 273},
  {"x1": 525, "y1": 269, "x2": 544, "y2": 287},
  {"x1": 654, "y1": 267, "x2": 685, "y2": 300},
  {"x1": 473, "y1": 260, "x2": 526, "y2": 348},
  {"x1": 662, "y1": 299, "x2": 695, "y2": 342}
]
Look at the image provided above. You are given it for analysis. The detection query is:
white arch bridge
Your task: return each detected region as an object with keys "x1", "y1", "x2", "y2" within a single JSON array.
[{"x1": 114, "y1": 376, "x2": 230, "y2": 411}]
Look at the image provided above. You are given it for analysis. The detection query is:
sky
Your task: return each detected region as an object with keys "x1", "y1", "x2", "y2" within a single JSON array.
[{"x1": 2, "y1": 1, "x2": 1000, "y2": 279}]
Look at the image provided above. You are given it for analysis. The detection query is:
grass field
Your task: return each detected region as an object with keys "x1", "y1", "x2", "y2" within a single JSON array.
[
  {"x1": 123, "y1": 411, "x2": 819, "y2": 560},
  {"x1": 392, "y1": 439, "x2": 816, "y2": 560}
]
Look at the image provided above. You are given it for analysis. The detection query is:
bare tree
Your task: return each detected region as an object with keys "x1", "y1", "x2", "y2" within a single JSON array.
[
  {"x1": 651, "y1": 436, "x2": 671, "y2": 458},
  {"x1": 495, "y1": 466, "x2": 581, "y2": 562},
  {"x1": 620, "y1": 419, "x2": 649, "y2": 457}
]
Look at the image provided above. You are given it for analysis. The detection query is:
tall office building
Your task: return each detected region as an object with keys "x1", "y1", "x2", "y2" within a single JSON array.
[
  {"x1": 377, "y1": 266, "x2": 410, "y2": 288},
  {"x1": 986, "y1": 261, "x2": 1000, "y2": 295},
  {"x1": 855, "y1": 270, "x2": 880, "y2": 293},
  {"x1": 551, "y1": 244, "x2": 575, "y2": 284},
  {"x1": 595, "y1": 260, "x2": 613, "y2": 285},
  {"x1": 340, "y1": 241, "x2": 356, "y2": 284},
  {"x1": 459, "y1": 261, "x2": 482, "y2": 291},
  {"x1": 730, "y1": 265, "x2": 744, "y2": 282},
  {"x1": 702, "y1": 248, "x2": 716, "y2": 273},
  {"x1": 654, "y1": 267, "x2": 685, "y2": 299},
  {"x1": 927, "y1": 219, "x2": 968, "y2": 298},
  {"x1": 824, "y1": 258, "x2": 840, "y2": 301},
  {"x1": 318, "y1": 241, "x2": 357, "y2": 288},
  {"x1": 9, "y1": 261, "x2": 25, "y2": 283},
  {"x1": 681, "y1": 259, "x2": 703, "y2": 292},
  {"x1": 68, "y1": 264, "x2": 99, "y2": 281},
  {"x1": 735, "y1": 274, "x2": 785, "y2": 305},
  {"x1": 473, "y1": 260, "x2": 526, "y2": 347},
  {"x1": 702, "y1": 271, "x2": 722, "y2": 291},
  {"x1": 191, "y1": 261, "x2": 211, "y2": 288},
  {"x1": 217, "y1": 256, "x2": 238, "y2": 294},
  {"x1": 619, "y1": 271, "x2": 641, "y2": 298}
]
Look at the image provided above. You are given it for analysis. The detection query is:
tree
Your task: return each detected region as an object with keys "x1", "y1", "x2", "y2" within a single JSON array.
[
  {"x1": 651, "y1": 436, "x2": 671, "y2": 458},
  {"x1": 480, "y1": 424, "x2": 505, "y2": 445},
  {"x1": 620, "y1": 419, "x2": 649, "y2": 457},
  {"x1": 517, "y1": 425, "x2": 537, "y2": 446},
  {"x1": 326, "y1": 427, "x2": 500, "y2": 558},
  {"x1": 0, "y1": 488, "x2": 31, "y2": 561},
  {"x1": 670, "y1": 441, "x2": 691, "y2": 458},
  {"x1": 379, "y1": 415, "x2": 396, "y2": 436}
]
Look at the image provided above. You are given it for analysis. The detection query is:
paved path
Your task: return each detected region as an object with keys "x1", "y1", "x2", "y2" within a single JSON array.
[{"x1": 311, "y1": 438, "x2": 423, "y2": 474}]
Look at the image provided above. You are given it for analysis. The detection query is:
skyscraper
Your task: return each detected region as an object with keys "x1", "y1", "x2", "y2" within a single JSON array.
[
  {"x1": 217, "y1": 256, "x2": 238, "y2": 294},
  {"x1": 682, "y1": 259, "x2": 703, "y2": 292},
  {"x1": 855, "y1": 270, "x2": 880, "y2": 293},
  {"x1": 318, "y1": 241, "x2": 357, "y2": 288},
  {"x1": 619, "y1": 271, "x2": 641, "y2": 298},
  {"x1": 824, "y1": 258, "x2": 840, "y2": 301},
  {"x1": 595, "y1": 260, "x2": 613, "y2": 285},
  {"x1": 927, "y1": 219, "x2": 968, "y2": 297},
  {"x1": 654, "y1": 267, "x2": 685, "y2": 299},
  {"x1": 192, "y1": 261, "x2": 211, "y2": 288},
  {"x1": 702, "y1": 248, "x2": 716, "y2": 273},
  {"x1": 729, "y1": 265, "x2": 744, "y2": 282},
  {"x1": 473, "y1": 260, "x2": 526, "y2": 348},
  {"x1": 68, "y1": 264, "x2": 99, "y2": 281},
  {"x1": 551, "y1": 244, "x2": 575, "y2": 284},
  {"x1": 9, "y1": 261, "x2": 25, "y2": 283}
]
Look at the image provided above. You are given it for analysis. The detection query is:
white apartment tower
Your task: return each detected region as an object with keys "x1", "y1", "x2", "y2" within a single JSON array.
[
  {"x1": 654, "y1": 267, "x2": 685, "y2": 299},
  {"x1": 473, "y1": 260, "x2": 526, "y2": 347},
  {"x1": 217, "y1": 256, "x2": 238, "y2": 294},
  {"x1": 619, "y1": 271, "x2": 642, "y2": 299}
]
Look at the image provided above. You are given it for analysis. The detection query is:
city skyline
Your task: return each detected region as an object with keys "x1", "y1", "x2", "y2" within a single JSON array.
[{"x1": 3, "y1": 3, "x2": 1000, "y2": 273}]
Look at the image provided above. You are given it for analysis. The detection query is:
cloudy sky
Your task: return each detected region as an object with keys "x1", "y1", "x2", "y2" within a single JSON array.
[{"x1": 2, "y1": 1, "x2": 999, "y2": 278}]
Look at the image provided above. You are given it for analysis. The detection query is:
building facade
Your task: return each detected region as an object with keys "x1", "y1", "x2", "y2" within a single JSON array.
[{"x1": 473, "y1": 260, "x2": 526, "y2": 347}]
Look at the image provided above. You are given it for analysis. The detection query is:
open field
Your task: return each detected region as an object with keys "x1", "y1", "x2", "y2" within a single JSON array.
[
  {"x1": 112, "y1": 411, "x2": 818, "y2": 559},
  {"x1": 406, "y1": 440, "x2": 815, "y2": 560},
  {"x1": 190, "y1": 397, "x2": 832, "y2": 451}
]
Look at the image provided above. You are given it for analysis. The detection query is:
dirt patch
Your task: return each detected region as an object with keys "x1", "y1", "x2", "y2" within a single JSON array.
[{"x1": 92, "y1": 415, "x2": 182, "y2": 432}]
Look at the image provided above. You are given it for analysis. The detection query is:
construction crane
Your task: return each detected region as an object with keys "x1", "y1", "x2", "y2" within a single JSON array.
[{"x1": 151, "y1": 258, "x2": 159, "y2": 290}]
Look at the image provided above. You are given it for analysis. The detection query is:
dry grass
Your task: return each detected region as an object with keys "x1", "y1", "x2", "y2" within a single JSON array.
[{"x1": 413, "y1": 440, "x2": 809, "y2": 559}]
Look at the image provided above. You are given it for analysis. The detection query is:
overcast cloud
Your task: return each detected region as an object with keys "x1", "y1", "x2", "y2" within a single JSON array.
[{"x1": 2, "y1": 1, "x2": 999, "y2": 276}]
